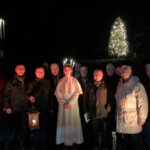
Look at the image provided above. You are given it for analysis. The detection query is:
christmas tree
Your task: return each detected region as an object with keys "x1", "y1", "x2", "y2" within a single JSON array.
[{"x1": 108, "y1": 17, "x2": 129, "y2": 59}]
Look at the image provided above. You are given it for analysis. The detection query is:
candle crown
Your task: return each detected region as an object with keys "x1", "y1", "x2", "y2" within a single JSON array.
[{"x1": 63, "y1": 58, "x2": 75, "y2": 68}]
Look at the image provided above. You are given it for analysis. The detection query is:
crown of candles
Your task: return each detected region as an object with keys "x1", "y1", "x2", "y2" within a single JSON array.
[{"x1": 63, "y1": 58, "x2": 75, "y2": 68}]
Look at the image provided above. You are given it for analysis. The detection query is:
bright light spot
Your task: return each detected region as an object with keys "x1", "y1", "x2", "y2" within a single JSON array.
[
  {"x1": 32, "y1": 119, "x2": 36, "y2": 124},
  {"x1": 0, "y1": 18, "x2": 5, "y2": 24}
]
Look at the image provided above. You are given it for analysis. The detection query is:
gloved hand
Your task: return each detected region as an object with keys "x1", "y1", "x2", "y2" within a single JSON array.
[{"x1": 84, "y1": 112, "x2": 91, "y2": 123}]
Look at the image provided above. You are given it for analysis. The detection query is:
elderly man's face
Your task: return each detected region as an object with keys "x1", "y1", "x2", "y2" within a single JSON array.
[
  {"x1": 121, "y1": 69, "x2": 132, "y2": 80},
  {"x1": 50, "y1": 64, "x2": 59, "y2": 76}
]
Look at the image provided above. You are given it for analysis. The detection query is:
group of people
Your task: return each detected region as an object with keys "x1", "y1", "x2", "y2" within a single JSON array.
[{"x1": 0, "y1": 60, "x2": 149, "y2": 150}]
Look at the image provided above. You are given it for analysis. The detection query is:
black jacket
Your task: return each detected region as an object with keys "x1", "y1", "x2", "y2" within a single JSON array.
[{"x1": 3, "y1": 75, "x2": 32, "y2": 112}]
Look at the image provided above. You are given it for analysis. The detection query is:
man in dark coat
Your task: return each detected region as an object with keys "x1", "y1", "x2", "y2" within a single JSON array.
[
  {"x1": 28, "y1": 66, "x2": 52, "y2": 150},
  {"x1": 105, "y1": 63, "x2": 119, "y2": 150},
  {"x1": 3, "y1": 64, "x2": 32, "y2": 150}
]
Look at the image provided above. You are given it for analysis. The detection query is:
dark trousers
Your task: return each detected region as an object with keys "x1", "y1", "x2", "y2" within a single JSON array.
[
  {"x1": 143, "y1": 120, "x2": 150, "y2": 149},
  {"x1": 107, "y1": 115, "x2": 116, "y2": 149},
  {"x1": 31, "y1": 113, "x2": 49, "y2": 149},
  {"x1": 0, "y1": 108, "x2": 4, "y2": 149},
  {"x1": 91, "y1": 117, "x2": 108, "y2": 148},
  {"x1": 3, "y1": 111, "x2": 28, "y2": 150},
  {"x1": 116, "y1": 132, "x2": 144, "y2": 150},
  {"x1": 48, "y1": 112, "x2": 57, "y2": 145}
]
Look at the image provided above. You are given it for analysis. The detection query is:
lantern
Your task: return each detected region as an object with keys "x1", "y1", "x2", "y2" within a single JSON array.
[{"x1": 28, "y1": 111, "x2": 40, "y2": 130}]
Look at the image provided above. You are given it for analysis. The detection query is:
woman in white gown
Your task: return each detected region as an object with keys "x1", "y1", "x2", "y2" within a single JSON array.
[{"x1": 55, "y1": 62, "x2": 83, "y2": 149}]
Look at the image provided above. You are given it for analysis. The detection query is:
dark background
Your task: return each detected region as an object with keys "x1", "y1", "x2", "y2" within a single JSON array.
[{"x1": 0, "y1": 0, "x2": 150, "y2": 63}]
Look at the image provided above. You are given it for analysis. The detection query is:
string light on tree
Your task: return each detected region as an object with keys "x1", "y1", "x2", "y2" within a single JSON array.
[{"x1": 108, "y1": 17, "x2": 129, "y2": 59}]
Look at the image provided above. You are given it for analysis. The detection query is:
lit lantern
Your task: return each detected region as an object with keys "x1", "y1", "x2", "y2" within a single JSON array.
[{"x1": 28, "y1": 111, "x2": 40, "y2": 130}]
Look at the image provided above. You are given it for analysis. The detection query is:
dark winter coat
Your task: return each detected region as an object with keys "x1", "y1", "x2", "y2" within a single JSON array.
[
  {"x1": 3, "y1": 75, "x2": 32, "y2": 112},
  {"x1": 29, "y1": 78, "x2": 52, "y2": 113}
]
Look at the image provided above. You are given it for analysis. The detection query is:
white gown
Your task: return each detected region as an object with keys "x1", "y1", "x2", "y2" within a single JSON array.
[{"x1": 55, "y1": 76, "x2": 83, "y2": 146}]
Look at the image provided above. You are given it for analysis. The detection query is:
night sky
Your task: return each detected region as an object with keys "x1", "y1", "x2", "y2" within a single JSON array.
[{"x1": 1, "y1": 1, "x2": 150, "y2": 62}]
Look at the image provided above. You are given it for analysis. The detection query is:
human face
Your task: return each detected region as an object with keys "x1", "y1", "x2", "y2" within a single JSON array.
[
  {"x1": 94, "y1": 70, "x2": 103, "y2": 82},
  {"x1": 63, "y1": 66, "x2": 72, "y2": 77},
  {"x1": 80, "y1": 66, "x2": 88, "y2": 78},
  {"x1": 35, "y1": 68, "x2": 45, "y2": 79},
  {"x1": 106, "y1": 65, "x2": 115, "y2": 76},
  {"x1": 50, "y1": 64, "x2": 59, "y2": 76},
  {"x1": 15, "y1": 65, "x2": 25, "y2": 76},
  {"x1": 74, "y1": 63, "x2": 81, "y2": 73},
  {"x1": 121, "y1": 69, "x2": 132, "y2": 80}
]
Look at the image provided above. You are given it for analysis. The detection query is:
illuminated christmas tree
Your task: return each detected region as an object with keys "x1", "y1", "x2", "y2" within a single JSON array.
[{"x1": 108, "y1": 17, "x2": 129, "y2": 59}]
